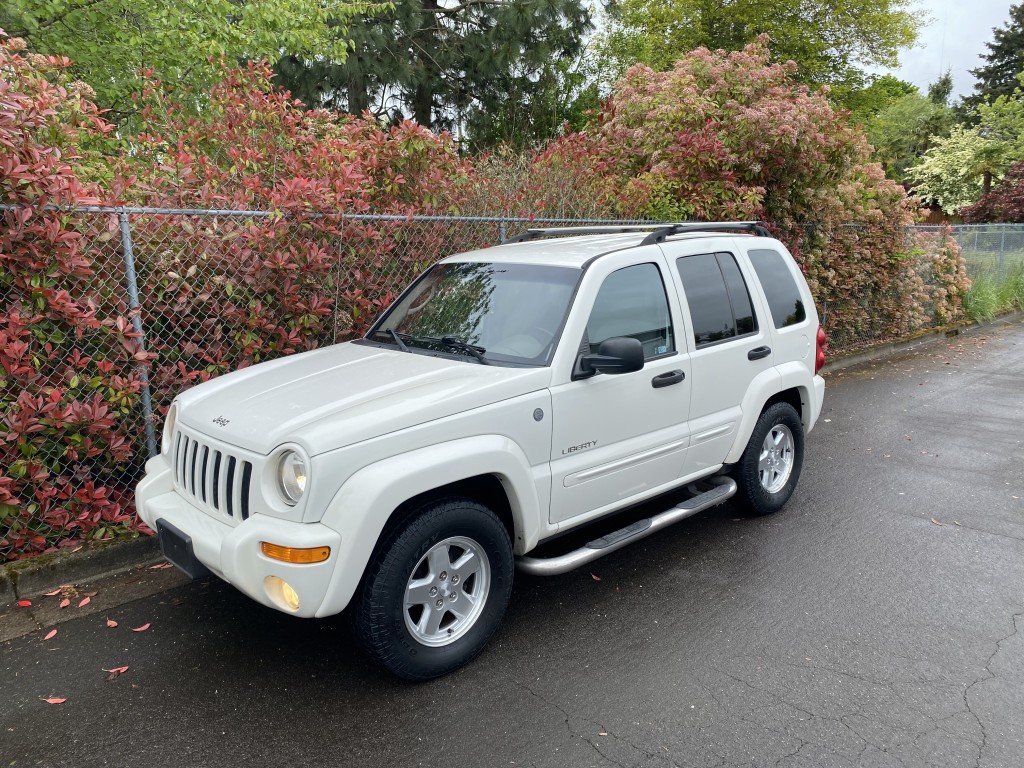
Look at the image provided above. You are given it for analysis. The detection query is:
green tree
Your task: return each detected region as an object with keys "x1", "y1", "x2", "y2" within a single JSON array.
[
  {"x1": 964, "y1": 2, "x2": 1024, "y2": 112},
  {"x1": 844, "y1": 74, "x2": 918, "y2": 125},
  {"x1": 1, "y1": 0, "x2": 375, "y2": 121},
  {"x1": 905, "y1": 127, "x2": 1004, "y2": 214},
  {"x1": 596, "y1": 0, "x2": 921, "y2": 96},
  {"x1": 866, "y1": 73, "x2": 953, "y2": 183},
  {"x1": 274, "y1": 0, "x2": 592, "y2": 146},
  {"x1": 908, "y1": 74, "x2": 1024, "y2": 213}
]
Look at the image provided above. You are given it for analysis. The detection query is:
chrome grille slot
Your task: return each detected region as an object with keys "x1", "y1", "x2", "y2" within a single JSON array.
[{"x1": 171, "y1": 430, "x2": 253, "y2": 522}]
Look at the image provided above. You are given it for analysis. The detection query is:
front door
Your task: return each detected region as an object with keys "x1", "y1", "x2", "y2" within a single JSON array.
[{"x1": 548, "y1": 253, "x2": 692, "y2": 526}]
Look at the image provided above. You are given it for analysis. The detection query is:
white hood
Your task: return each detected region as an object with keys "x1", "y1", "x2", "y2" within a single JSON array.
[{"x1": 174, "y1": 342, "x2": 552, "y2": 455}]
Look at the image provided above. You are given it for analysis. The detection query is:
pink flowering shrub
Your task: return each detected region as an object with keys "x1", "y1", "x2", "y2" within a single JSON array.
[{"x1": 510, "y1": 41, "x2": 969, "y2": 349}]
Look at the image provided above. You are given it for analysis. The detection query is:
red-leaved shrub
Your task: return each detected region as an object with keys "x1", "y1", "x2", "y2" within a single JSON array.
[
  {"x1": 112, "y1": 62, "x2": 492, "y2": 403},
  {"x1": 0, "y1": 33, "x2": 146, "y2": 558}
]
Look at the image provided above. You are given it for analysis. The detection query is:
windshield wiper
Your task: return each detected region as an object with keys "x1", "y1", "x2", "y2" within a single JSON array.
[
  {"x1": 367, "y1": 327, "x2": 411, "y2": 352},
  {"x1": 385, "y1": 328, "x2": 410, "y2": 352},
  {"x1": 440, "y1": 336, "x2": 490, "y2": 365},
  {"x1": 369, "y1": 329, "x2": 489, "y2": 364}
]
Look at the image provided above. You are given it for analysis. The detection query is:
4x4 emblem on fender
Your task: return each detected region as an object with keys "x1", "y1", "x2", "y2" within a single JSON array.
[{"x1": 212, "y1": 416, "x2": 230, "y2": 427}]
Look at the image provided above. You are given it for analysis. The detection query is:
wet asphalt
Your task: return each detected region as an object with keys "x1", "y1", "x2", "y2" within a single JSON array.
[{"x1": 2, "y1": 322, "x2": 1023, "y2": 768}]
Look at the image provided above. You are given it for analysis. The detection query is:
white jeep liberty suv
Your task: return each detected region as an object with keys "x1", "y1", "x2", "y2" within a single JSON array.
[{"x1": 136, "y1": 222, "x2": 827, "y2": 679}]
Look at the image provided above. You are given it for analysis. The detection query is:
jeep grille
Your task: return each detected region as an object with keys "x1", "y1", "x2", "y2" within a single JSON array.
[{"x1": 171, "y1": 432, "x2": 252, "y2": 521}]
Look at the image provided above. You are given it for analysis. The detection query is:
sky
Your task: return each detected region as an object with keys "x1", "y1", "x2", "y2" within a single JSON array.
[{"x1": 882, "y1": 0, "x2": 1016, "y2": 100}]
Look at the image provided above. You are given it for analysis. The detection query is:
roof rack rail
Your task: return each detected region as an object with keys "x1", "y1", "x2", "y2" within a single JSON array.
[
  {"x1": 503, "y1": 221, "x2": 771, "y2": 245},
  {"x1": 637, "y1": 221, "x2": 771, "y2": 245},
  {"x1": 503, "y1": 225, "x2": 662, "y2": 244}
]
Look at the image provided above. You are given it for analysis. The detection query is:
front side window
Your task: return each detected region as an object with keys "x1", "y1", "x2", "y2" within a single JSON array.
[
  {"x1": 369, "y1": 262, "x2": 580, "y2": 366},
  {"x1": 676, "y1": 252, "x2": 758, "y2": 347},
  {"x1": 586, "y1": 263, "x2": 675, "y2": 359}
]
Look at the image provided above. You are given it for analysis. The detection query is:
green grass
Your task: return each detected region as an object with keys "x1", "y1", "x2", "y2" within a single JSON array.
[{"x1": 963, "y1": 264, "x2": 1024, "y2": 323}]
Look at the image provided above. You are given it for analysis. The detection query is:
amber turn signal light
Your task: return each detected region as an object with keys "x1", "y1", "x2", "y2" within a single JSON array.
[{"x1": 260, "y1": 542, "x2": 331, "y2": 564}]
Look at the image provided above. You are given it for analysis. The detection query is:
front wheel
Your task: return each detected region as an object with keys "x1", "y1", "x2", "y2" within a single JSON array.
[
  {"x1": 351, "y1": 498, "x2": 513, "y2": 680},
  {"x1": 731, "y1": 402, "x2": 804, "y2": 516}
]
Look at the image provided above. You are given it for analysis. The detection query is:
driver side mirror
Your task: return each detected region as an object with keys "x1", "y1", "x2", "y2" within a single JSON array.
[{"x1": 574, "y1": 336, "x2": 644, "y2": 379}]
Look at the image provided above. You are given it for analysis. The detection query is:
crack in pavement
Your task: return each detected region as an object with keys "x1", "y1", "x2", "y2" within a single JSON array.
[
  {"x1": 515, "y1": 680, "x2": 674, "y2": 768},
  {"x1": 962, "y1": 611, "x2": 1023, "y2": 768}
]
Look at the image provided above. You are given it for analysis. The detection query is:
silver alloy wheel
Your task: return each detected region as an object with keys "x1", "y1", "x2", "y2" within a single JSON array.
[
  {"x1": 404, "y1": 536, "x2": 491, "y2": 647},
  {"x1": 758, "y1": 424, "x2": 795, "y2": 493}
]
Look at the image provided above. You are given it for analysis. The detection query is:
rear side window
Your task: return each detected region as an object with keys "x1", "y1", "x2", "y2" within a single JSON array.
[
  {"x1": 587, "y1": 263, "x2": 675, "y2": 359},
  {"x1": 748, "y1": 248, "x2": 807, "y2": 328},
  {"x1": 676, "y1": 253, "x2": 757, "y2": 348}
]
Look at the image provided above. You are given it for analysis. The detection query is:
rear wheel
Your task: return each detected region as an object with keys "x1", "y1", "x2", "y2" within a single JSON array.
[
  {"x1": 732, "y1": 402, "x2": 804, "y2": 516},
  {"x1": 351, "y1": 497, "x2": 513, "y2": 680}
]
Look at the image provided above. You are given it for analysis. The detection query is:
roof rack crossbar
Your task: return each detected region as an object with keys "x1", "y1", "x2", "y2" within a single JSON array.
[{"x1": 503, "y1": 221, "x2": 771, "y2": 245}]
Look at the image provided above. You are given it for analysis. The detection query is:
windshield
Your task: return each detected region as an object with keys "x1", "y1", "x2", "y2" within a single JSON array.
[{"x1": 368, "y1": 261, "x2": 581, "y2": 366}]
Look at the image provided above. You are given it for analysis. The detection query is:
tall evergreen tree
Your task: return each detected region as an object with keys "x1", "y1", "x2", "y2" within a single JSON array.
[
  {"x1": 275, "y1": 0, "x2": 592, "y2": 145},
  {"x1": 965, "y1": 3, "x2": 1024, "y2": 111}
]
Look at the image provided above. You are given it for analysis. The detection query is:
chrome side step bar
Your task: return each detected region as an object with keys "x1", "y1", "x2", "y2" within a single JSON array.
[{"x1": 516, "y1": 477, "x2": 737, "y2": 576}]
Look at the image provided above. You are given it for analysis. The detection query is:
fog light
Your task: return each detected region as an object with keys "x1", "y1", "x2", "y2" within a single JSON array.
[
  {"x1": 264, "y1": 575, "x2": 301, "y2": 612},
  {"x1": 260, "y1": 542, "x2": 331, "y2": 564},
  {"x1": 281, "y1": 581, "x2": 300, "y2": 611}
]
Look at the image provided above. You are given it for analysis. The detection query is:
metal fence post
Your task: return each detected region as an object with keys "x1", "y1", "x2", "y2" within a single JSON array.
[
  {"x1": 999, "y1": 224, "x2": 1006, "y2": 278},
  {"x1": 118, "y1": 212, "x2": 158, "y2": 458},
  {"x1": 498, "y1": 220, "x2": 506, "y2": 244}
]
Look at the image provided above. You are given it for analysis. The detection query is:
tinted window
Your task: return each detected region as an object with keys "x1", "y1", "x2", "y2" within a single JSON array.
[
  {"x1": 676, "y1": 253, "x2": 757, "y2": 347},
  {"x1": 748, "y1": 248, "x2": 806, "y2": 328},
  {"x1": 717, "y1": 253, "x2": 757, "y2": 335},
  {"x1": 587, "y1": 263, "x2": 674, "y2": 359}
]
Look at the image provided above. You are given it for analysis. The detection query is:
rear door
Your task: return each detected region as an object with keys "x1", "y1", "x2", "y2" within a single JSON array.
[{"x1": 663, "y1": 239, "x2": 775, "y2": 476}]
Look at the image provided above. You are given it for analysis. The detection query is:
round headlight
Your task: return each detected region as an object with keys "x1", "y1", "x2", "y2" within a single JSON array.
[
  {"x1": 277, "y1": 451, "x2": 308, "y2": 505},
  {"x1": 161, "y1": 402, "x2": 178, "y2": 455}
]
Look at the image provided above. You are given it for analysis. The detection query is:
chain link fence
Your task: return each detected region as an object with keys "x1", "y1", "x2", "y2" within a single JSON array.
[
  {"x1": 937, "y1": 224, "x2": 1024, "y2": 277},
  {"x1": 2, "y1": 207, "x2": 1022, "y2": 561}
]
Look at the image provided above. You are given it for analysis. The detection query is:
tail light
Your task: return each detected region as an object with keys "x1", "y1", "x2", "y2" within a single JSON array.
[{"x1": 814, "y1": 325, "x2": 828, "y2": 373}]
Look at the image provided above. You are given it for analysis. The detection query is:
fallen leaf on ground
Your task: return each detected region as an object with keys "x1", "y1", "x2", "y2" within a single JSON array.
[
  {"x1": 17, "y1": 599, "x2": 31, "y2": 607},
  {"x1": 44, "y1": 588, "x2": 63, "y2": 596},
  {"x1": 103, "y1": 666, "x2": 129, "y2": 681},
  {"x1": 131, "y1": 623, "x2": 151, "y2": 632},
  {"x1": 59, "y1": 598, "x2": 70, "y2": 609},
  {"x1": 930, "y1": 518, "x2": 943, "y2": 526},
  {"x1": 599, "y1": 731, "x2": 608, "y2": 736},
  {"x1": 148, "y1": 563, "x2": 174, "y2": 570},
  {"x1": 77, "y1": 597, "x2": 91, "y2": 608},
  {"x1": 44, "y1": 629, "x2": 57, "y2": 641},
  {"x1": 82, "y1": 591, "x2": 97, "y2": 598},
  {"x1": 591, "y1": 573, "x2": 602, "y2": 582},
  {"x1": 42, "y1": 697, "x2": 66, "y2": 705},
  {"x1": 106, "y1": 618, "x2": 118, "y2": 628},
  {"x1": 954, "y1": 521, "x2": 962, "y2": 526}
]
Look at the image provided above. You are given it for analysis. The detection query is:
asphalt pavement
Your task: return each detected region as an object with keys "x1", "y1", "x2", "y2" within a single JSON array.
[{"x1": 2, "y1": 322, "x2": 1023, "y2": 768}]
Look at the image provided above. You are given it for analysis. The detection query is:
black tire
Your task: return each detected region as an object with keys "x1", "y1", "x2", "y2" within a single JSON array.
[
  {"x1": 351, "y1": 497, "x2": 513, "y2": 681},
  {"x1": 731, "y1": 402, "x2": 804, "y2": 516}
]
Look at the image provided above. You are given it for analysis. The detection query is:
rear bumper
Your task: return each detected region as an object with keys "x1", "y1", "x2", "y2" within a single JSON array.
[
  {"x1": 809, "y1": 374, "x2": 825, "y2": 431},
  {"x1": 136, "y1": 456, "x2": 343, "y2": 618}
]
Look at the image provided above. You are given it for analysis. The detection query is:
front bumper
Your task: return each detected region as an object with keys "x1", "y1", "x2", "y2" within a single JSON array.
[{"x1": 136, "y1": 455, "x2": 343, "y2": 618}]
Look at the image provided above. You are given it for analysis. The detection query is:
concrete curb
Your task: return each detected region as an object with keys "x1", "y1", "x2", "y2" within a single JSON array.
[
  {"x1": 3, "y1": 312, "x2": 1021, "y2": 602},
  {"x1": 1, "y1": 535, "x2": 161, "y2": 601}
]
